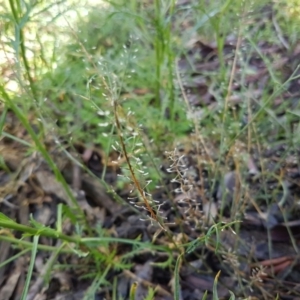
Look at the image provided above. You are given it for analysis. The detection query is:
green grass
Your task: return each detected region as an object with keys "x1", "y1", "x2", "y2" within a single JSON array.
[{"x1": 1, "y1": 0, "x2": 300, "y2": 298}]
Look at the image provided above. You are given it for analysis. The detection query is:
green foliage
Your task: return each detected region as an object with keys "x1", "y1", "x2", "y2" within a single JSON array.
[
  {"x1": 144, "y1": 287, "x2": 156, "y2": 300},
  {"x1": 2, "y1": 0, "x2": 300, "y2": 298},
  {"x1": 21, "y1": 235, "x2": 39, "y2": 300},
  {"x1": 174, "y1": 254, "x2": 182, "y2": 300}
]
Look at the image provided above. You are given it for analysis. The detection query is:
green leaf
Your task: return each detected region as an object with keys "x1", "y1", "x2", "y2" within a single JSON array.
[
  {"x1": 0, "y1": 107, "x2": 7, "y2": 136},
  {"x1": 21, "y1": 235, "x2": 39, "y2": 300},
  {"x1": 29, "y1": 214, "x2": 46, "y2": 229},
  {"x1": 143, "y1": 287, "x2": 155, "y2": 300},
  {"x1": 129, "y1": 281, "x2": 138, "y2": 300},
  {"x1": 201, "y1": 290, "x2": 208, "y2": 300},
  {"x1": 229, "y1": 290, "x2": 235, "y2": 300},
  {"x1": 174, "y1": 254, "x2": 182, "y2": 300},
  {"x1": 212, "y1": 270, "x2": 221, "y2": 300},
  {"x1": 0, "y1": 213, "x2": 17, "y2": 224}
]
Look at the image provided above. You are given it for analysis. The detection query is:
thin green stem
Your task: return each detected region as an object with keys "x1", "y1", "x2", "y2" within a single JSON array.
[
  {"x1": 0, "y1": 248, "x2": 30, "y2": 269},
  {"x1": 0, "y1": 235, "x2": 73, "y2": 253},
  {"x1": 0, "y1": 218, "x2": 80, "y2": 245},
  {"x1": 8, "y1": 0, "x2": 38, "y2": 100},
  {"x1": 166, "y1": 0, "x2": 176, "y2": 124},
  {"x1": 154, "y1": 0, "x2": 163, "y2": 108},
  {"x1": 21, "y1": 235, "x2": 39, "y2": 300}
]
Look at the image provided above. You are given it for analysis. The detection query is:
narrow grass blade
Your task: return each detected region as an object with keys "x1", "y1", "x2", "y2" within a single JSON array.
[
  {"x1": 144, "y1": 287, "x2": 155, "y2": 300},
  {"x1": 174, "y1": 253, "x2": 182, "y2": 300},
  {"x1": 0, "y1": 249, "x2": 31, "y2": 269},
  {"x1": 129, "y1": 281, "x2": 138, "y2": 300},
  {"x1": 212, "y1": 270, "x2": 221, "y2": 300},
  {"x1": 229, "y1": 290, "x2": 235, "y2": 300},
  {"x1": 21, "y1": 235, "x2": 39, "y2": 300},
  {"x1": 83, "y1": 264, "x2": 111, "y2": 300},
  {"x1": 202, "y1": 290, "x2": 208, "y2": 300},
  {"x1": 56, "y1": 203, "x2": 63, "y2": 233},
  {"x1": 0, "y1": 107, "x2": 7, "y2": 136}
]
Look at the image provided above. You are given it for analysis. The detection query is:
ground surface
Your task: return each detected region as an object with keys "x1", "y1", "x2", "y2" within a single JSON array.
[{"x1": 1, "y1": 1, "x2": 300, "y2": 300}]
